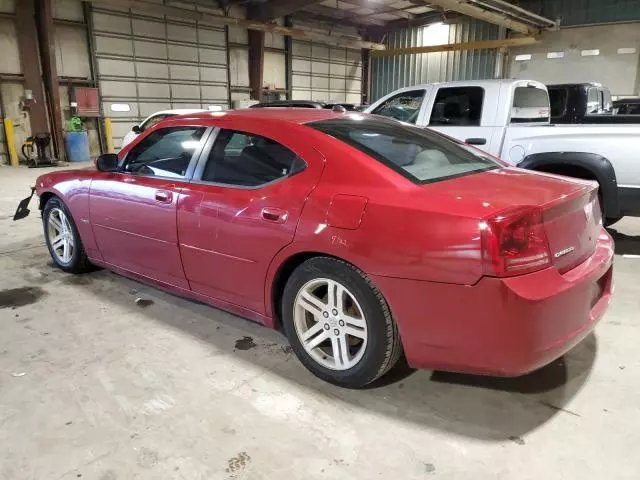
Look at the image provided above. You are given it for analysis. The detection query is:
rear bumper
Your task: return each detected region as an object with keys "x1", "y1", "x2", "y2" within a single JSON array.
[{"x1": 371, "y1": 229, "x2": 614, "y2": 376}]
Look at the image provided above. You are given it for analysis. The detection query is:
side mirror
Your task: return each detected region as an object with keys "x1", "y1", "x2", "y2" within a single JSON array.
[
  {"x1": 132, "y1": 125, "x2": 142, "y2": 134},
  {"x1": 96, "y1": 153, "x2": 118, "y2": 172}
]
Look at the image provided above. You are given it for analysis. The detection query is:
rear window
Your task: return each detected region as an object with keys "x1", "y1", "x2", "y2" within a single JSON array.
[
  {"x1": 548, "y1": 88, "x2": 568, "y2": 118},
  {"x1": 309, "y1": 117, "x2": 500, "y2": 184},
  {"x1": 511, "y1": 86, "x2": 550, "y2": 123}
]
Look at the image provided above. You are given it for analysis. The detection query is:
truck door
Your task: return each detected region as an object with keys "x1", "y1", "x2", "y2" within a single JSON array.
[{"x1": 424, "y1": 85, "x2": 501, "y2": 154}]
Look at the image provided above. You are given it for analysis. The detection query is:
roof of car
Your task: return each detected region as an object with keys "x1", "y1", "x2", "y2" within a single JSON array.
[{"x1": 175, "y1": 108, "x2": 354, "y2": 125}]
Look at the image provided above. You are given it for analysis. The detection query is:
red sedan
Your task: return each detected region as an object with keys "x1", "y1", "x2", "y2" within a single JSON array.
[{"x1": 30, "y1": 109, "x2": 613, "y2": 388}]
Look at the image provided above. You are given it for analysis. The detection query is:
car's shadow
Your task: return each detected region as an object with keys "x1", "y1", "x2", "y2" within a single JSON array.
[
  {"x1": 608, "y1": 227, "x2": 640, "y2": 255},
  {"x1": 19, "y1": 241, "x2": 597, "y2": 442}
]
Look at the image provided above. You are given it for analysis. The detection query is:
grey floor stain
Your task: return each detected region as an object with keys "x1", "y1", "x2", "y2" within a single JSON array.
[
  {"x1": 509, "y1": 435, "x2": 525, "y2": 445},
  {"x1": 0, "y1": 286, "x2": 46, "y2": 309},
  {"x1": 235, "y1": 336, "x2": 256, "y2": 351},
  {"x1": 225, "y1": 451, "x2": 250, "y2": 473}
]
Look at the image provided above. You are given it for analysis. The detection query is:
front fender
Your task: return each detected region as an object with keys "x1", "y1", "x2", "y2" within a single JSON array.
[{"x1": 519, "y1": 152, "x2": 620, "y2": 218}]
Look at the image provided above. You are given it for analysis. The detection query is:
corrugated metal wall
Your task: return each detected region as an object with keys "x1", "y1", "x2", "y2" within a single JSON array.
[
  {"x1": 371, "y1": 20, "x2": 499, "y2": 101},
  {"x1": 518, "y1": 0, "x2": 640, "y2": 26}
]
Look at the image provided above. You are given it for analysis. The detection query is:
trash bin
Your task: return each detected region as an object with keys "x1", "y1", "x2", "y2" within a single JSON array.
[{"x1": 64, "y1": 131, "x2": 90, "y2": 162}]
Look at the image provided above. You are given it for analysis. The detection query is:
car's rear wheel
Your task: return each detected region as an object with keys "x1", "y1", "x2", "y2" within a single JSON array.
[
  {"x1": 281, "y1": 257, "x2": 402, "y2": 388},
  {"x1": 43, "y1": 196, "x2": 92, "y2": 273}
]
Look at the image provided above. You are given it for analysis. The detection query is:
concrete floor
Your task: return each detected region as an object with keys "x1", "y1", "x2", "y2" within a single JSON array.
[{"x1": 1, "y1": 163, "x2": 639, "y2": 480}]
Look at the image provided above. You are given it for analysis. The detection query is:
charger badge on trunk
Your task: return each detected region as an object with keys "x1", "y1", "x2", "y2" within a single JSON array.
[{"x1": 554, "y1": 246, "x2": 576, "y2": 259}]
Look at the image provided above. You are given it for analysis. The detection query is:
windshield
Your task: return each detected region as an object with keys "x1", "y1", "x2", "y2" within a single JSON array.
[{"x1": 309, "y1": 117, "x2": 500, "y2": 184}]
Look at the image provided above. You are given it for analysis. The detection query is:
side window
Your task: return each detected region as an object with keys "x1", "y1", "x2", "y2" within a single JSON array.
[
  {"x1": 123, "y1": 126, "x2": 206, "y2": 179},
  {"x1": 587, "y1": 88, "x2": 599, "y2": 113},
  {"x1": 372, "y1": 90, "x2": 425, "y2": 124},
  {"x1": 429, "y1": 87, "x2": 484, "y2": 126},
  {"x1": 201, "y1": 130, "x2": 306, "y2": 187}
]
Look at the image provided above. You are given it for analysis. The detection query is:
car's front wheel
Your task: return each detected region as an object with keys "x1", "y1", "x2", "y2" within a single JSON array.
[
  {"x1": 43, "y1": 196, "x2": 92, "y2": 273},
  {"x1": 282, "y1": 257, "x2": 402, "y2": 388}
]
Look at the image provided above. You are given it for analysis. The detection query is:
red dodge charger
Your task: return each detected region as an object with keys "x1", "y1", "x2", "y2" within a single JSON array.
[{"x1": 29, "y1": 109, "x2": 613, "y2": 388}]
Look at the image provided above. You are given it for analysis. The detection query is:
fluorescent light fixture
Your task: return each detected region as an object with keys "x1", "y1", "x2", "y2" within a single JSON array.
[
  {"x1": 110, "y1": 103, "x2": 130, "y2": 112},
  {"x1": 181, "y1": 141, "x2": 200, "y2": 149},
  {"x1": 515, "y1": 54, "x2": 532, "y2": 61},
  {"x1": 547, "y1": 51, "x2": 565, "y2": 59},
  {"x1": 618, "y1": 47, "x2": 636, "y2": 54},
  {"x1": 581, "y1": 49, "x2": 600, "y2": 56}
]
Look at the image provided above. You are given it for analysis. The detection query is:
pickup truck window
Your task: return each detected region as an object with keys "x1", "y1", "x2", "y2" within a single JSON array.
[
  {"x1": 371, "y1": 90, "x2": 425, "y2": 124},
  {"x1": 549, "y1": 88, "x2": 568, "y2": 118},
  {"x1": 511, "y1": 86, "x2": 549, "y2": 123},
  {"x1": 429, "y1": 87, "x2": 484, "y2": 126},
  {"x1": 310, "y1": 117, "x2": 499, "y2": 184},
  {"x1": 587, "y1": 88, "x2": 600, "y2": 113}
]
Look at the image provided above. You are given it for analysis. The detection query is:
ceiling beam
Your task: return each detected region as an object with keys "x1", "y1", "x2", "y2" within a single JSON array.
[
  {"x1": 371, "y1": 35, "x2": 538, "y2": 57},
  {"x1": 426, "y1": 0, "x2": 536, "y2": 34},
  {"x1": 87, "y1": 0, "x2": 386, "y2": 49},
  {"x1": 256, "y1": 0, "x2": 326, "y2": 20},
  {"x1": 292, "y1": 11, "x2": 372, "y2": 30},
  {"x1": 366, "y1": 10, "x2": 461, "y2": 35},
  {"x1": 338, "y1": 0, "x2": 415, "y2": 19},
  {"x1": 303, "y1": 4, "x2": 387, "y2": 26}
]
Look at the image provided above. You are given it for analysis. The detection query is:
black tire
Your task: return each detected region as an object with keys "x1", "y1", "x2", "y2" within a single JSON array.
[
  {"x1": 281, "y1": 257, "x2": 402, "y2": 388},
  {"x1": 43, "y1": 196, "x2": 93, "y2": 274}
]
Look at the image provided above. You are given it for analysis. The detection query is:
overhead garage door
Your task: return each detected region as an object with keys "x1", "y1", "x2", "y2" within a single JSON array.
[
  {"x1": 510, "y1": 23, "x2": 640, "y2": 97},
  {"x1": 291, "y1": 40, "x2": 362, "y2": 105},
  {"x1": 92, "y1": 7, "x2": 229, "y2": 148}
]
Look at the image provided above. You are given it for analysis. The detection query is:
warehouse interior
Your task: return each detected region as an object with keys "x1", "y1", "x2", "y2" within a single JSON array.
[{"x1": 1, "y1": 0, "x2": 640, "y2": 479}]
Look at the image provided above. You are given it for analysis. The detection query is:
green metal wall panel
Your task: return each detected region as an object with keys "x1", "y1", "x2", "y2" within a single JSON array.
[{"x1": 518, "y1": 0, "x2": 640, "y2": 26}]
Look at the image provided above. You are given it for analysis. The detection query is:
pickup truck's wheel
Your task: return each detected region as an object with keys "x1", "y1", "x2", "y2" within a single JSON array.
[
  {"x1": 281, "y1": 257, "x2": 402, "y2": 388},
  {"x1": 43, "y1": 197, "x2": 92, "y2": 273}
]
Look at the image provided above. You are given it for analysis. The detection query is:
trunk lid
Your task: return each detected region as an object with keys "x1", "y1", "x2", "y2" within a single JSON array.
[{"x1": 418, "y1": 167, "x2": 600, "y2": 273}]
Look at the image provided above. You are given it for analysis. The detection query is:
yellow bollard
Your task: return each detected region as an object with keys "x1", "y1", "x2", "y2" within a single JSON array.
[
  {"x1": 3, "y1": 118, "x2": 19, "y2": 167},
  {"x1": 104, "y1": 117, "x2": 115, "y2": 154}
]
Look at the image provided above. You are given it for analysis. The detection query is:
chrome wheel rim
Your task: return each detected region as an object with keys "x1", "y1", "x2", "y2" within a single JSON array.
[
  {"x1": 47, "y1": 208, "x2": 74, "y2": 264},
  {"x1": 293, "y1": 278, "x2": 368, "y2": 371}
]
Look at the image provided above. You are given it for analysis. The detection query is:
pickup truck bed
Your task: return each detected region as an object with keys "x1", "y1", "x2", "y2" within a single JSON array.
[{"x1": 365, "y1": 79, "x2": 640, "y2": 222}]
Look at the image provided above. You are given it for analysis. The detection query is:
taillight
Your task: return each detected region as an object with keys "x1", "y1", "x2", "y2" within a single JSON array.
[{"x1": 481, "y1": 207, "x2": 551, "y2": 277}]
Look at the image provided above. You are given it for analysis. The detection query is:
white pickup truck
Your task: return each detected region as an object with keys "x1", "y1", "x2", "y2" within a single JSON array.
[{"x1": 365, "y1": 79, "x2": 640, "y2": 224}]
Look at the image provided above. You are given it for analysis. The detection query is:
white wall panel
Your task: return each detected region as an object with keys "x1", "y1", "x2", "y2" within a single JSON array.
[
  {"x1": 264, "y1": 51, "x2": 285, "y2": 89},
  {"x1": 0, "y1": 0, "x2": 15, "y2": 13},
  {"x1": 92, "y1": 7, "x2": 229, "y2": 147},
  {"x1": 55, "y1": 25, "x2": 91, "y2": 78},
  {"x1": 0, "y1": 18, "x2": 20, "y2": 74},
  {"x1": 510, "y1": 23, "x2": 640, "y2": 96},
  {"x1": 54, "y1": 0, "x2": 83, "y2": 21}
]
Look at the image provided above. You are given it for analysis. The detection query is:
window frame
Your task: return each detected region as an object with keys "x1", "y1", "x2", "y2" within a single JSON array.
[
  {"x1": 427, "y1": 86, "x2": 485, "y2": 127},
  {"x1": 371, "y1": 89, "x2": 428, "y2": 124},
  {"x1": 119, "y1": 126, "x2": 212, "y2": 182},
  {"x1": 191, "y1": 127, "x2": 308, "y2": 190}
]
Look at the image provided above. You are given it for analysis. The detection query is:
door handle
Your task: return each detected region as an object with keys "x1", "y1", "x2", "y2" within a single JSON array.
[
  {"x1": 261, "y1": 207, "x2": 288, "y2": 223},
  {"x1": 465, "y1": 137, "x2": 487, "y2": 146},
  {"x1": 154, "y1": 190, "x2": 172, "y2": 203}
]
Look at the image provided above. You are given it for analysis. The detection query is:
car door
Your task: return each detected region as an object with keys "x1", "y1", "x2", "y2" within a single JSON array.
[
  {"x1": 90, "y1": 125, "x2": 210, "y2": 289},
  {"x1": 177, "y1": 127, "x2": 324, "y2": 315}
]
